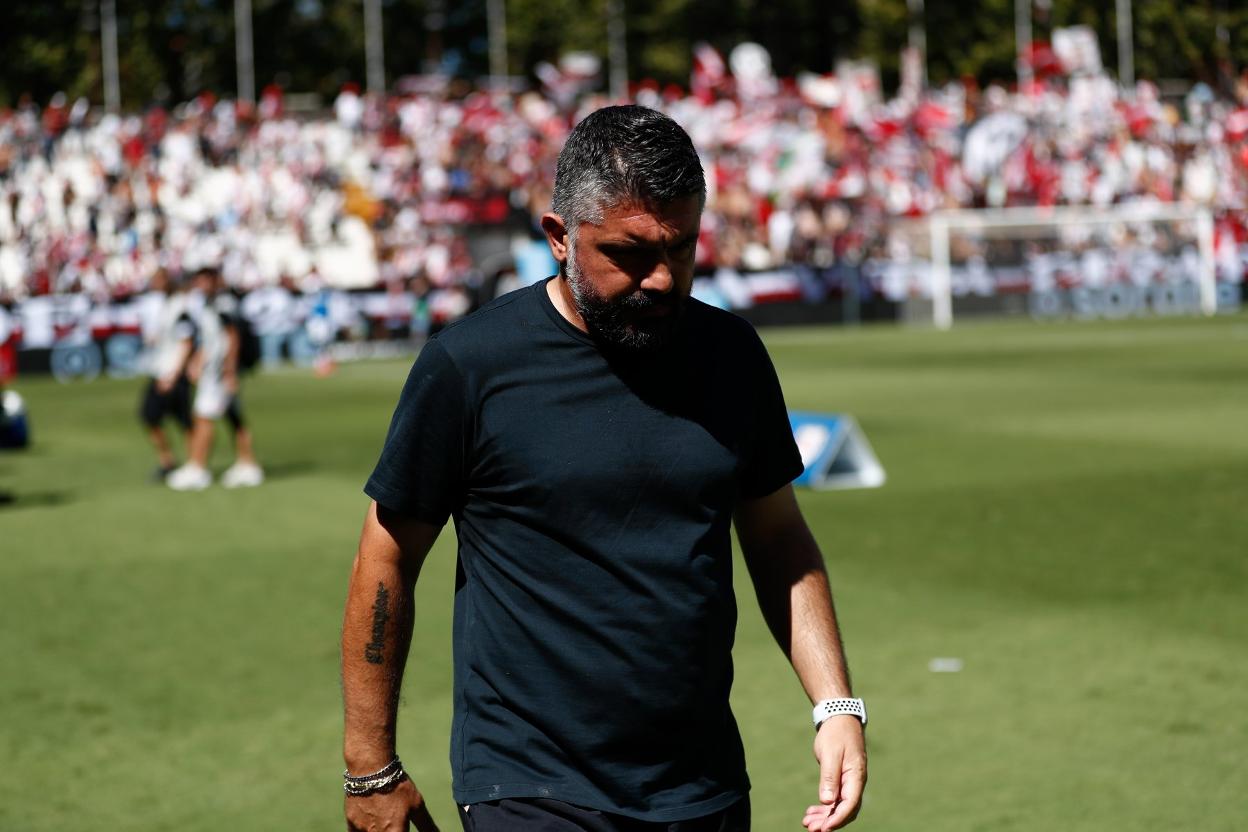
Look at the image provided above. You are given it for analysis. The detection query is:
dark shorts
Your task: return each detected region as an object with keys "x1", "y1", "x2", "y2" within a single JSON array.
[
  {"x1": 224, "y1": 395, "x2": 245, "y2": 431},
  {"x1": 457, "y1": 796, "x2": 749, "y2": 832},
  {"x1": 139, "y1": 376, "x2": 192, "y2": 430}
]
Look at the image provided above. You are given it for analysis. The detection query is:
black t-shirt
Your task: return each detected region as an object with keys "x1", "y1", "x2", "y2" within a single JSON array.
[{"x1": 365, "y1": 278, "x2": 803, "y2": 821}]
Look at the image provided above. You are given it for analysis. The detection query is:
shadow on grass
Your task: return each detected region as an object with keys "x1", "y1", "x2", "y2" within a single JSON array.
[{"x1": 0, "y1": 489, "x2": 73, "y2": 510}]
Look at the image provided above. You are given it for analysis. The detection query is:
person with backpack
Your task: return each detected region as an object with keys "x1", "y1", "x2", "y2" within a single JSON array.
[{"x1": 166, "y1": 266, "x2": 265, "y2": 490}]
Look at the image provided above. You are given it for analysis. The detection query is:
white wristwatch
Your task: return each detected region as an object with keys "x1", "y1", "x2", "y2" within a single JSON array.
[{"x1": 813, "y1": 698, "x2": 867, "y2": 729}]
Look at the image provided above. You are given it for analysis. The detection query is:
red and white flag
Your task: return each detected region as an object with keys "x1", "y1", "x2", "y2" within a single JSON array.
[
  {"x1": 1224, "y1": 108, "x2": 1248, "y2": 141},
  {"x1": 691, "y1": 42, "x2": 727, "y2": 100}
]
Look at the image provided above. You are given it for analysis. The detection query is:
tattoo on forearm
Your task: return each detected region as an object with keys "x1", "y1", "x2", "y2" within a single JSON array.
[{"x1": 364, "y1": 583, "x2": 390, "y2": 665}]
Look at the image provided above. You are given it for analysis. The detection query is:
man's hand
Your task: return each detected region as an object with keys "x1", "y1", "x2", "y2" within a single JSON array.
[
  {"x1": 802, "y1": 716, "x2": 866, "y2": 831},
  {"x1": 345, "y1": 778, "x2": 440, "y2": 832}
]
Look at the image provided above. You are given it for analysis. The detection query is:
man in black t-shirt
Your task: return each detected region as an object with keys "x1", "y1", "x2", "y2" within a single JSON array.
[{"x1": 342, "y1": 106, "x2": 866, "y2": 832}]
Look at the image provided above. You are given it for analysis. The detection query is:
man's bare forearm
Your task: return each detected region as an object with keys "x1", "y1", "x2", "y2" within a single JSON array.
[
  {"x1": 341, "y1": 503, "x2": 438, "y2": 772},
  {"x1": 737, "y1": 486, "x2": 854, "y2": 702},
  {"x1": 342, "y1": 561, "x2": 413, "y2": 770},
  {"x1": 747, "y1": 522, "x2": 853, "y2": 701},
  {"x1": 786, "y1": 559, "x2": 854, "y2": 701}
]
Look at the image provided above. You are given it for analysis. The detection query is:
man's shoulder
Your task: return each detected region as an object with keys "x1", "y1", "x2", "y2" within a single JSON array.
[
  {"x1": 684, "y1": 297, "x2": 766, "y2": 353},
  {"x1": 428, "y1": 281, "x2": 543, "y2": 363}
]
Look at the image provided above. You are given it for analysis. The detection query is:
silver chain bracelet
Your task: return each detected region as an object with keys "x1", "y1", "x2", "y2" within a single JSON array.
[{"x1": 343, "y1": 757, "x2": 407, "y2": 796}]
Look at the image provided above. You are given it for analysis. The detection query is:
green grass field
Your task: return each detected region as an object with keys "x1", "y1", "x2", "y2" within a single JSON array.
[{"x1": 2, "y1": 314, "x2": 1246, "y2": 831}]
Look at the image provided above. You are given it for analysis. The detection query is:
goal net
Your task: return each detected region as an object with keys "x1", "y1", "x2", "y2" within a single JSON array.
[{"x1": 890, "y1": 204, "x2": 1237, "y2": 329}]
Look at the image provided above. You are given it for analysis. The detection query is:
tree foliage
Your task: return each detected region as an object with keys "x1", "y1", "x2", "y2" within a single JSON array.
[
  {"x1": 863, "y1": 0, "x2": 1248, "y2": 89},
  {"x1": 0, "y1": 0, "x2": 1244, "y2": 108}
]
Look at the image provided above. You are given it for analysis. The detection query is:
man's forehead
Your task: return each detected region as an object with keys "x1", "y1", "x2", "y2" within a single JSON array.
[{"x1": 587, "y1": 197, "x2": 701, "y2": 240}]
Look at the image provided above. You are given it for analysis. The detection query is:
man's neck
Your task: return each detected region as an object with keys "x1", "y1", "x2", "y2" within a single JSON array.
[{"x1": 547, "y1": 274, "x2": 588, "y2": 333}]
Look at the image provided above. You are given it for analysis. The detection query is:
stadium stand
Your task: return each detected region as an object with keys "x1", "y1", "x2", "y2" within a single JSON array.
[{"x1": 0, "y1": 67, "x2": 1245, "y2": 344}]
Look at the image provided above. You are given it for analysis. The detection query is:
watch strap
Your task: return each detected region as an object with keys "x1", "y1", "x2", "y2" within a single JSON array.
[{"x1": 813, "y1": 697, "x2": 867, "y2": 728}]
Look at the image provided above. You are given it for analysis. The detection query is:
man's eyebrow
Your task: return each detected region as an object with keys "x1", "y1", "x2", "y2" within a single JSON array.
[{"x1": 601, "y1": 231, "x2": 698, "y2": 247}]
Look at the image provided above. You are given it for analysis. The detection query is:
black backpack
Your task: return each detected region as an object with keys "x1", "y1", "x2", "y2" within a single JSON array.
[{"x1": 236, "y1": 314, "x2": 261, "y2": 373}]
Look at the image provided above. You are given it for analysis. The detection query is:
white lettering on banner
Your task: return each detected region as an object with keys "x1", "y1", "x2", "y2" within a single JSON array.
[
  {"x1": 872, "y1": 239, "x2": 1248, "y2": 304},
  {"x1": 1030, "y1": 281, "x2": 1241, "y2": 320}
]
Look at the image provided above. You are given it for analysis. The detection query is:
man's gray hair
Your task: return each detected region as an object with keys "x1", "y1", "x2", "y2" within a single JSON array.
[{"x1": 551, "y1": 105, "x2": 706, "y2": 238}]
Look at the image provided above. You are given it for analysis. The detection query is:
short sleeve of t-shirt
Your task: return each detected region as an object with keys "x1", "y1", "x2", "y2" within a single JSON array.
[
  {"x1": 364, "y1": 339, "x2": 467, "y2": 525},
  {"x1": 738, "y1": 331, "x2": 804, "y2": 500},
  {"x1": 173, "y1": 313, "x2": 195, "y2": 342}
]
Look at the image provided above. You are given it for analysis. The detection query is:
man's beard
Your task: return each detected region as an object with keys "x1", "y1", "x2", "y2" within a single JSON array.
[{"x1": 564, "y1": 244, "x2": 684, "y2": 355}]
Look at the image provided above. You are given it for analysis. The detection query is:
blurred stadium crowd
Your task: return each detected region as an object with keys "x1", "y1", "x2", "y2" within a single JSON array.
[{"x1": 2, "y1": 56, "x2": 1247, "y2": 311}]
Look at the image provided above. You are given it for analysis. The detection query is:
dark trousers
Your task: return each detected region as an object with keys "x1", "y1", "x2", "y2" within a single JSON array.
[{"x1": 458, "y1": 796, "x2": 750, "y2": 832}]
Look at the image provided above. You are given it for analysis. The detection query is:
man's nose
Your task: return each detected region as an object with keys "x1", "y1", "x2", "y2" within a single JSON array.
[{"x1": 640, "y1": 259, "x2": 674, "y2": 294}]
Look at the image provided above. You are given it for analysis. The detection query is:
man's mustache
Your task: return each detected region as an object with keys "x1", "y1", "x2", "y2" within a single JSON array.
[{"x1": 618, "y1": 290, "x2": 681, "y2": 311}]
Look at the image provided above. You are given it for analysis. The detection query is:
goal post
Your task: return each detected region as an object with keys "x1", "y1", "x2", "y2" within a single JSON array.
[{"x1": 917, "y1": 204, "x2": 1224, "y2": 329}]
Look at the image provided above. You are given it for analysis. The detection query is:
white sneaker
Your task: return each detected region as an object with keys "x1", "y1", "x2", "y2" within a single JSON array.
[
  {"x1": 167, "y1": 463, "x2": 212, "y2": 491},
  {"x1": 221, "y1": 462, "x2": 265, "y2": 489}
]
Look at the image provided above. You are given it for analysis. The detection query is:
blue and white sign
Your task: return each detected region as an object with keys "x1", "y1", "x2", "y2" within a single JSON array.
[{"x1": 789, "y1": 412, "x2": 886, "y2": 490}]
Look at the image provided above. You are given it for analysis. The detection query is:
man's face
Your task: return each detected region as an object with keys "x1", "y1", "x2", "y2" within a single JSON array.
[{"x1": 564, "y1": 196, "x2": 701, "y2": 354}]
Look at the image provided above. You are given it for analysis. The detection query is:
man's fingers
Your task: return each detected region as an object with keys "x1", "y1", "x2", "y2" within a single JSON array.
[
  {"x1": 802, "y1": 804, "x2": 834, "y2": 831},
  {"x1": 823, "y1": 799, "x2": 861, "y2": 831},
  {"x1": 822, "y1": 764, "x2": 866, "y2": 830},
  {"x1": 818, "y1": 747, "x2": 843, "y2": 805},
  {"x1": 409, "y1": 799, "x2": 440, "y2": 832}
]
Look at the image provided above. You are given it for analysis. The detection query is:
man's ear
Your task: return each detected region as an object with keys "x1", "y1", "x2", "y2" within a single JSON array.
[{"x1": 540, "y1": 212, "x2": 569, "y2": 265}]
